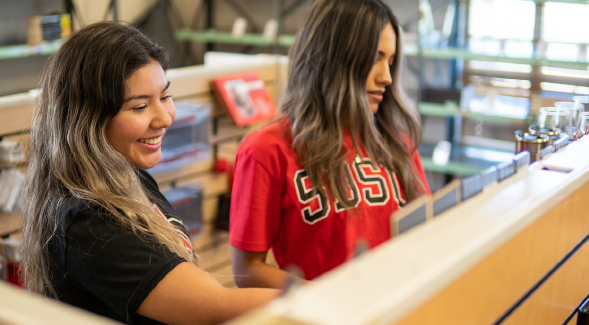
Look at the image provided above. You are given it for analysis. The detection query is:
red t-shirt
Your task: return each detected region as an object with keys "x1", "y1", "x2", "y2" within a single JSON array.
[{"x1": 229, "y1": 120, "x2": 430, "y2": 280}]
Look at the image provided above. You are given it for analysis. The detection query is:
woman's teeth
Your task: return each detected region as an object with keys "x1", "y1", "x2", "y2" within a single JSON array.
[{"x1": 138, "y1": 136, "x2": 162, "y2": 145}]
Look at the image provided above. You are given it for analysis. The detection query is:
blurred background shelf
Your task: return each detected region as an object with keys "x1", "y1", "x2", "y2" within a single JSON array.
[
  {"x1": 418, "y1": 101, "x2": 528, "y2": 125},
  {"x1": 0, "y1": 41, "x2": 62, "y2": 60},
  {"x1": 175, "y1": 29, "x2": 295, "y2": 47},
  {"x1": 418, "y1": 143, "x2": 514, "y2": 177},
  {"x1": 532, "y1": 0, "x2": 589, "y2": 3},
  {"x1": 405, "y1": 43, "x2": 589, "y2": 70}
]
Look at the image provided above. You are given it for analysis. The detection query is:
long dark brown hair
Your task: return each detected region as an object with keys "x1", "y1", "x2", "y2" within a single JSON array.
[
  {"x1": 21, "y1": 21, "x2": 196, "y2": 296},
  {"x1": 282, "y1": 0, "x2": 425, "y2": 207}
]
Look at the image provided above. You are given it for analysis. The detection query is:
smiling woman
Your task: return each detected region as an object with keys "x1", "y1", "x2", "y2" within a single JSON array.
[
  {"x1": 19, "y1": 21, "x2": 277, "y2": 325},
  {"x1": 106, "y1": 60, "x2": 175, "y2": 169}
]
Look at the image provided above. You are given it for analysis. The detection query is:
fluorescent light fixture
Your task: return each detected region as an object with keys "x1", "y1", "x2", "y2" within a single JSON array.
[
  {"x1": 541, "y1": 67, "x2": 589, "y2": 79},
  {"x1": 469, "y1": 60, "x2": 532, "y2": 73}
]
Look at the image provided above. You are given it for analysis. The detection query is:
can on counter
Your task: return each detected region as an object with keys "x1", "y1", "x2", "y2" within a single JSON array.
[
  {"x1": 528, "y1": 124, "x2": 561, "y2": 145},
  {"x1": 515, "y1": 131, "x2": 549, "y2": 162}
]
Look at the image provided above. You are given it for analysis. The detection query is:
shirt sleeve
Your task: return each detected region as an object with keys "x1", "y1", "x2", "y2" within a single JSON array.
[
  {"x1": 229, "y1": 149, "x2": 283, "y2": 252},
  {"x1": 64, "y1": 208, "x2": 186, "y2": 324},
  {"x1": 411, "y1": 149, "x2": 431, "y2": 195}
]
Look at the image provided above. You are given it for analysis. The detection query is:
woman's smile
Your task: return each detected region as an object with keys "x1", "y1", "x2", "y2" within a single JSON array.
[{"x1": 137, "y1": 134, "x2": 164, "y2": 147}]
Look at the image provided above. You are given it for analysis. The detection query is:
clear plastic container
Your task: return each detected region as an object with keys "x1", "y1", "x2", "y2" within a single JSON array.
[
  {"x1": 150, "y1": 101, "x2": 211, "y2": 175},
  {"x1": 161, "y1": 184, "x2": 203, "y2": 239}
]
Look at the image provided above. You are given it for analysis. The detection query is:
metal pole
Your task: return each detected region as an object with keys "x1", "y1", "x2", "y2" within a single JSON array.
[
  {"x1": 206, "y1": 0, "x2": 214, "y2": 52},
  {"x1": 274, "y1": 0, "x2": 283, "y2": 54},
  {"x1": 113, "y1": 0, "x2": 118, "y2": 21}
]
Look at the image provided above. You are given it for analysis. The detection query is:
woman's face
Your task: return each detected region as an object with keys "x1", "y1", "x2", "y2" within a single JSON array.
[
  {"x1": 106, "y1": 59, "x2": 176, "y2": 169},
  {"x1": 366, "y1": 23, "x2": 396, "y2": 113}
]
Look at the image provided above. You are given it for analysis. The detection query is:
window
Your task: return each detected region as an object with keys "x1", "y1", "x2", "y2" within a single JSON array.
[
  {"x1": 465, "y1": 0, "x2": 589, "y2": 95},
  {"x1": 468, "y1": 0, "x2": 536, "y2": 72},
  {"x1": 539, "y1": 2, "x2": 589, "y2": 93},
  {"x1": 469, "y1": 0, "x2": 536, "y2": 41},
  {"x1": 543, "y1": 2, "x2": 589, "y2": 44}
]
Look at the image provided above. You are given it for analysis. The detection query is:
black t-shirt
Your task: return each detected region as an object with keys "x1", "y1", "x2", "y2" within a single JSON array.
[{"x1": 47, "y1": 169, "x2": 190, "y2": 325}]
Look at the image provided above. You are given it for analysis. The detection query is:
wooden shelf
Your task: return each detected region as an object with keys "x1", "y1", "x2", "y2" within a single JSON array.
[{"x1": 0, "y1": 211, "x2": 21, "y2": 238}]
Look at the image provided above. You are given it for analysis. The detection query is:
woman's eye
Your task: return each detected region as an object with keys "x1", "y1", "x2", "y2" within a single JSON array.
[
  {"x1": 162, "y1": 94, "x2": 173, "y2": 101},
  {"x1": 133, "y1": 105, "x2": 146, "y2": 112}
]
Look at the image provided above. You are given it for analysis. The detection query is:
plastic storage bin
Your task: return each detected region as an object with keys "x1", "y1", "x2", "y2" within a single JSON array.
[
  {"x1": 149, "y1": 101, "x2": 211, "y2": 175},
  {"x1": 161, "y1": 184, "x2": 204, "y2": 239}
]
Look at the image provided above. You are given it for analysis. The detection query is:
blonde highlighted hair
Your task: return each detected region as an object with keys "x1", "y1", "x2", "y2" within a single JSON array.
[{"x1": 20, "y1": 21, "x2": 196, "y2": 296}]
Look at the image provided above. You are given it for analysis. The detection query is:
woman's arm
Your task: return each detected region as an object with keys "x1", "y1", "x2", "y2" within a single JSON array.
[
  {"x1": 231, "y1": 246, "x2": 309, "y2": 289},
  {"x1": 137, "y1": 262, "x2": 279, "y2": 325}
]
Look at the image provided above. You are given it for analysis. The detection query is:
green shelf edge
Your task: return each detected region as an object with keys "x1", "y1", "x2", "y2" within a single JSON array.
[
  {"x1": 418, "y1": 102, "x2": 459, "y2": 117},
  {"x1": 419, "y1": 157, "x2": 483, "y2": 176},
  {"x1": 0, "y1": 41, "x2": 63, "y2": 60},
  {"x1": 174, "y1": 29, "x2": 295, "y2": 47},
  {"x1": 405, "y1": 44, "x2": 589, "y2": 70},
  {"x1": 418, "y1": 102, "x2": 526, "y2": 124}
]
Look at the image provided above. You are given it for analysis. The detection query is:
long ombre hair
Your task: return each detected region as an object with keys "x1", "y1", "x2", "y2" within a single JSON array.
[
  {"x1": 282, "y1": 0, "x2": 425, "y2": 207},
  {"x1": 20, "y1": 22, "x2": 195, "y2": 296}
]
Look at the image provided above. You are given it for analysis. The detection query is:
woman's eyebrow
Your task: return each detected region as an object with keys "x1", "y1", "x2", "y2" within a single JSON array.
[
  {"x1": 123, "y1": 81, "x2": 171, "y2": 103},
  {"x1": 378, "y1": 50, "x2": 395, "y2": 57},
  {"x1": 124, "y1": 94, "x2": 151, "y2": 103},
  {"x1": 162, "y1": 81, "x2": 171, "y2": 93}
]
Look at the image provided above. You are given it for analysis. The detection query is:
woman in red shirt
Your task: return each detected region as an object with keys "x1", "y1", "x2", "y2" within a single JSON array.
[{"x1": 230, "y1": 0, "x2": 431, "y2": 288}]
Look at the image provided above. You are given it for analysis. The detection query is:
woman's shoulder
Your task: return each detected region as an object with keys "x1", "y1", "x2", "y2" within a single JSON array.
[
  {"x1": 57, "y1": 197, "x2": 93, "y2": 219},
  {"x1": 239, "y1": 119, "x2": 293, "y2": 155},
  {"x1": 55, "y1": 197, "x2": 116, "y2": 234}
]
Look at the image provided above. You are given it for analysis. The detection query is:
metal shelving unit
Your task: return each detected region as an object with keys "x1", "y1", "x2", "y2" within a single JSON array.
[{"x1": 179, "y1": 0, "x2": 308, "y2": 59}]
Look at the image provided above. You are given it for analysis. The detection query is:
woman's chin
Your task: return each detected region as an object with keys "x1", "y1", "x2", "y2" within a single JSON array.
[{"x1": 132, "y1": 156, "x2": 161, "y2": 170}]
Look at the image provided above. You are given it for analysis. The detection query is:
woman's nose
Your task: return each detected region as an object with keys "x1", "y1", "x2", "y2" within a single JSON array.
[
  {"x1": 151, "y1": 101, "x2": 175, "y2": 129},
  {"x1": 376, "y1": 63, "x2": 393, "y2": 86}
]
